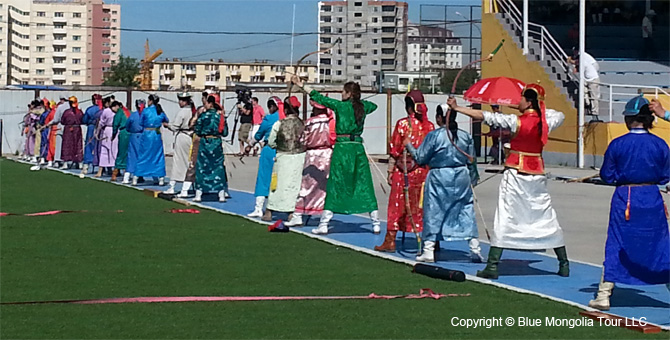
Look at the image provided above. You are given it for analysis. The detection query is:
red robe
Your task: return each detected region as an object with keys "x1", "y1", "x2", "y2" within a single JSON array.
[
  {"x1": 387, "y1": 115, "x2": 434, "y2": 232},
  {"x1": 46, "y1": 108, "x2": 57, "y2": 161},
  {"x1": 61, "y1": 107, "x2": 84, "y2": 162}
]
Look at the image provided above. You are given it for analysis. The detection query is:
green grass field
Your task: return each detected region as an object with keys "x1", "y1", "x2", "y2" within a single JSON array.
[{"x1": 0, "y1": 159, "x2": 665, "y2": 339}]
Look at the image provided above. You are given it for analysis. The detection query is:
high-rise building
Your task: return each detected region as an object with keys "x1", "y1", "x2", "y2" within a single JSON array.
[
  {"x1": 0, "y1": 0, "x2": 121, "y2": 86},
  {"x1": 317, "y1": 0, "x2": 408, "y2": 87},
  {"x1": 406, "y1": 24, "x2": 462, "y2": 72}
]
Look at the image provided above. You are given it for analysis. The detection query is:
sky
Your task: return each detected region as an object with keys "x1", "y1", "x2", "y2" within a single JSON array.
[{"x1": 114, "y1": 0, "x2": 481, "y2": 63}]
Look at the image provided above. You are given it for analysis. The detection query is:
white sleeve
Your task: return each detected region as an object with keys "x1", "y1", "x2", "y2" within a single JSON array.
[
  {"x1": 267, "y1": 121, "x2": 281, "y2": 149},
  {"x1": 545, "y1": 109, "x2": 565, "y2": 132},
  {"x1": 482, "y1": 111, "x2": 519, "y2": 133}
]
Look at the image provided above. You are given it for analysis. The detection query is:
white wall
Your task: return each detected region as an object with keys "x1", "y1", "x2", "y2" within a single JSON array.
[{"x1": 1, "y1": 90, "x2": 471, "y2": 157}]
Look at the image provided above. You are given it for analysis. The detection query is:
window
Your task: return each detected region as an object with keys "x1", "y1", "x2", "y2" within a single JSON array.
[
  {"x1": 54, "y1": 24, "x2": 65, "y2": 29},
  {"x1": 336, "y1": 70, "x2": 342, "y2": 75},
  {"x1": 337, "y1": 7, "x2": 343, "y2": 12},
  {"x1": 36, "y1": 46, "x2": 45, "y2": 52},
  {"x1": 354, "y1": 13, "x2": 362, "y2": 17},
  {"x1": 73, "y1": 12, "x2": 81, "y2": 18},
  {"x1": 37, "y1": 12, "x2": 45, "y2": 17},
  {"x1": 354, "y1": 65, "x2": 361, "y2": 70},
  {"x1": 112, "y1": 10, "x2": 117, "y2": 14},
  {"x1": 355, "y1": 34, "x2": 362, "y2": 38},
  {"x1": 373, "y1": 39, "x2": 378, "y2": 44},
  {"x1": 54, "y1": 47, "x2": 64, "y2": 52},
  {"x1": 337, "y1": 49, "x2": 342, "y2": 55},
  {"x1": 382, "y1": 27, "x2": 395, "y2": 33},
  {"x1": 73, "y1": 24, "x2": 81, "y2": 28},
  {"x1": 354, "y1": 75, "x2": 362, "y2": 80},
  {"x1": 354, "y1": 44, "x2": 362, "y2": 49},
  {"x1": 382, "y1": 59, "x2": 395, "y2": 65},
  {"x1": 36, "y1": 81, "x2": 45, "y2": 85},
  {"x1": 372, "y1": 17, "x2": 378, "y2": 23},
  {"x1": 321, "y1": 58, "x2": 331, "y2": 65},
  {"x1": 337, "y1": 28, "x2": 343, "y2": 33},
  {"x1": 37, "y1": 23, "x2": 46, "y2": 28},
  {"x1": 36, "y1": 34, "x2": 45, "y2": 40},
  {"x1": 373, "y1": 28, "x2": 379, "y2": 33},
  {"x1": 321, "y1": 16, "x2": 331, "y2": 23},
  {"x1": 382, "y1": 48, "x2": 395, "y2": 54},
  {"x1": 321, "y1": 27, "x2": 331, "y2": 33},
  {"x1": 102, "y1": 59, "x2": 109, "y2": 63},
  {"x1": 36, "y1": 69, "x2": 45, "y2": 75},
  {"x1": 73, "y1": 35, "x2": 81, "y2": 41},
  {"x1": 320, "y1": 37, "x2": 331, "y2": 44},
  {"x1": 337, "y1": 17, "x2": 343, "y2": 23},
  {"x1": 72, "y1": 82, "x2": 80, "y2": 85},
  {"x1": 354, "y1": 23, "x2": 362, "y2": 28},
  {"x1": 382, "y1": 5, "x2": 395, "y2": 12},
  {"x1": 354, "y1": 54, "x2": 361, "y2": 59},
  {"x1": 382, "y1": 16, "x2": 395, "y2": 23},
  {"x1": 112, "y1": 19, "x2": 117, "y2": 23},
  {"x1": 102, "y1": 50, "x2": 110, "y2": 55},
  {"x1": 354, "y1": 2, "x2": 362, "y2": 6},
  {"x1": 54, "y1": 12, "x2": 64, "y2": 17},
  {"x1": 36, "y1": 58, "x2": 45, "y2": 63},
  {"x1": 72, "y1": 47, "x2": 81, "y2": 52},
  {"x1": 337, "y1": 60, "x2": 342, "y2": 65},
  {"x1": 321, "y1": 5, "x2": 331, "y2": 11},
  {"x1": 373, "y1": 49, "x2": 378, "y2": 55},
  {"x1": 382, "y1": 38, "x2": 395, "y2": 44},
  {"x1": 399, "y1": 78, "x2": 409, "y2": 85},
  {"x1": 73, "y1": 59, "x2": 81, "y2": 64}
]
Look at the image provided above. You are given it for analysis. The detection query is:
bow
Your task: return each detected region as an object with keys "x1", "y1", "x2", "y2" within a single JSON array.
[
  {"x1": 288, "y1": 38, "x2": 342, "y2": 98},
  {"x1": 402, "y1": 118, "x2": 422, "y2": 254},
  {"x1": 448, "y1": 39, "x2": 505, "y2": 163}
]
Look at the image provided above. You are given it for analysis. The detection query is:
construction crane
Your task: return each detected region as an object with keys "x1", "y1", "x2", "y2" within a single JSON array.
[{"x1": 140, "y1": 39, "x2": 163, "y2": 90}]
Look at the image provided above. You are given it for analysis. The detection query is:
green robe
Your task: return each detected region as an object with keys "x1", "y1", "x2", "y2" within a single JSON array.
[
  {"x1": 309, "y1": 89, "x2": 378, "y2": 214},
  {"x1": 194, "y1": 108, "x2": 228, "y2": 193},
  {"x1": 112, "y1": 111, "x2": 130, "y2": 170}
]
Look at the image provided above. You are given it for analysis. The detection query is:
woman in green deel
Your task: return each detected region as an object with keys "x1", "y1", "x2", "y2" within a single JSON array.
[{"x1": 291, "y1": 75, "x2": 380, "y2": 235}]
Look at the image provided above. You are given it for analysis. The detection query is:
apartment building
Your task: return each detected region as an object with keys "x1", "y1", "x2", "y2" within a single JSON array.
[
  {"x1": 407, "y1": 24, "x2": 462, "y2": 72},
  {"x1": 317, "y1": 0, "x2": 408, "y2": 87},
  {"x1": 0, "y1": 0, "x2": 120, "y2": 86},
  {"x1": 152, "y1": 59, "x2": 318, "y2": 91}
]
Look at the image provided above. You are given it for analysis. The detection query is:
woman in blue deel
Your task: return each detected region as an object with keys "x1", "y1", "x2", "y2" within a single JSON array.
[{"x1": 589, "y1": 96, "x2": 670, "y2": 311}]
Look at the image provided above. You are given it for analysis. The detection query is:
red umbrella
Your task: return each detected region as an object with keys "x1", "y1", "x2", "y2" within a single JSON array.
[{"x1": 463, "y1": 77, "x2": 526, "y2": 106}]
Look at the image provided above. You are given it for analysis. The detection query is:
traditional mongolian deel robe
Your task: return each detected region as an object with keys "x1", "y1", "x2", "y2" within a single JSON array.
[
  {"x1": 308, "y1": 90, "x2": 378, "y2": 214},
  {"x1": 134, "y1": 105, "x2": 168, "y2": 178},
  {"x1": 112, "y1": 108, "x2": 130, "y2": 170},
  {"x1": 46, "y1": 108, "x2": 57, "y2": 161},
  {"x1": 170, "y1": 107, "x2": 194, "y2": 182},
  {"x1": 407, "y1": 128, "x2": 478, "y2": 242},
  {"x1": 194, "y1": 108, "x2": 228, "y2": 193},
  {"x1": 52, "y1": 102, "x2": 69, "y2": 162},
  {"x1": 39, "y1": 109, "x2": 52, "y2": 159},
  {"x1": 184, "y1": 107, "x2": 203, "y2": 184},
  {"x1": 294, "y1": 113, "x2": 335, "y2": 215},
  {"x1": 82, "y1": 104, "x2": 102, "y2": 166},
  {"x1": 388, "y1": 115, "x2": 434, "y2": 233},
  {"x1": 483, "y1": 108, "x2": 566, "y2": 249},
  {"x1": 125, "y1": 110, "x2": 143, "y2": 175},
  {"x1": 23, "y1": 111, "x2": 39, "y2": 157},
  {"x1": 97, "y1": 108, "x2": 118, "y2": 167},
  {"x1": 267, "y1": 116, "x2": 306, "y2": 212},
  {"x1": 600, "y1": 128, "x2": 670, "y2": 285},
  {"x1": 60, "y1": 107, "x2": 83, "y2": 163},
  {"x1": 253, "y1": 110, "x2": 280, "y2": 197}
]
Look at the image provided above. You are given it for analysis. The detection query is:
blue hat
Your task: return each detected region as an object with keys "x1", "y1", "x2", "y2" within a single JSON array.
[{"x1": 622, "y1": 96, "x2": 650, "y2": 116}]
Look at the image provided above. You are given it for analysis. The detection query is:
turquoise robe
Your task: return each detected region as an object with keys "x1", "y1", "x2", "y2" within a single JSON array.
[{"x1": 194, "y1": 108, "x2": 228, "y2": 193}]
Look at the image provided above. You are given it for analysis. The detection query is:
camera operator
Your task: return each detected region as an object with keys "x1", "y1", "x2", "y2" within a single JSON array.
[
  {"x1": 237, "y1": 102, "x2": 254, "y2": 156},
  {"x1": 249, "y1": 97, "x2": 265, "y2": 156}
]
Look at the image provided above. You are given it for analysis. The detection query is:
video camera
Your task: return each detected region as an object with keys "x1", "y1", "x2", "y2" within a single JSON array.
[{"x1": 235, "y1": 87, "x2": 253, "y2": 105}]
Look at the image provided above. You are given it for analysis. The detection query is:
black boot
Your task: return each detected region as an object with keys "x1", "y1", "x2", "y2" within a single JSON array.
[
  {"x1": 477, "y1": 246, "x2": 503, "y2": 279},
  {"x1": 554, "y1": 246, "x2": 570, "y2": 277}
]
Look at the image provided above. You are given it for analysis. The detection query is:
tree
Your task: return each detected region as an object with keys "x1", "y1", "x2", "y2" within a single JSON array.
[
  {"x1": 102, "y1": 55, "x2": 140, "y2": 87},
  {"x1": 440, "y1": 68, "x2": 481, "y2": 94}
]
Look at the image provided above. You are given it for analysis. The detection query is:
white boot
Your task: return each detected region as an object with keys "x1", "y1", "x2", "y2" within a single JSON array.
[
  {"x1": 588, "y1": 274, "x2": 614, "y2": 311},
  {"x1": 59, "y1": 162, "x2": 69, "y2": 170},
  {"x1": 177, "y1": 181, "x2": 192, "y2": 198},
  {"x1": 132, "y1": 176, "x2": 138, "y2": 186},
  {"x1": 469, "y1": 238, "x2": 485, "y2": 263},
  {"x1": 247, "y1": 196, "x2": 265, "y2": 217},
  {"x1": 218, "y1": 190, "x2": 226, "y2": 202},
  {"x1": 30, "y1": 156, "x2": 38, "y2": 163},
  {"x1": 415, "y1": 241, "x2": 436, "y2": 263},
  {"x1": 285, "y1": 212, "x2": 303, "y2": 227},
  {"x1": 312, "y1": 210, "x2": 333, "y2": 235},
  {"x1": 193, "y1": 190, "x2": 203, "y2": 202},
  {"x1": 47, "y1": 161, "x2": 53, "y2": 167},
  {"x1": 158, "y1": 177, "x2": 165, "y2": 186},
  {"x1": 164, "y1": 181, "x2": 176, "y2": 194},
  {"x1": 122, "y1": 172, "x2": 131, "y2": 184},
  {"x1": 39, "y1": 158, "x2": 46, "y2": 165},
  {"x1": 79, "y1": 164, "x2": 89, "y2": 179},
  {"x1": 369, "y1": 210, "x2": 381, "y2": 234}
]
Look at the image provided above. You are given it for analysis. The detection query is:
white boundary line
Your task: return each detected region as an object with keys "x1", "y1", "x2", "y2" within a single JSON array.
[{"x1": 6, "y1": 158, "x2": 668, "y2": 330}]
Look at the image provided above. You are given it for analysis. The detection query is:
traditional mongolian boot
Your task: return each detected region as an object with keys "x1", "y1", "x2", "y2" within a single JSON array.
[
  {"x1": 374, "y1": 230, "x2": 397, "y2": 252},
  {"x1": 94, "y1": 167, "x2": 103, "y2": 178},
  {"x1": 415, "y1": 240, "x2": 435, "y2": 263},
  {"x1": 164, "y1": 181, "x2": 176, "y2": 194},
  {"x1": 122, "y1": 172, "x2": 131, "y2": 184},
  {"x1": 554, "y1": 246, "x2": 570, "y2": 277},
  {"x1": 261, "y1": 209, "x2": 273, "y2": 222},
  {"x1": 110, "y1": 169, "x2": 119, "y2": 181},
  {"x1": 247, "y1": 196, "x2": 265, "y2": 218},
  {"x1": 588, "y1": 274, "x2": 614, "y2": 311},
  {"x1": 79, "y1": 164, "x2": 89, "y2": 179},
  {"x1": 476, "y1": 246, "x2": 503, "y2": 279},
  {"x1": 469, "y1": 238, "x2": 485, "y2": 263},
  {"x1": 312, "y1": 210, "x2": 333, "y2": 235},
  {"x1": 132, "y1": 176, "x2": 138, "y2": 186},
  {"x1": 218, "y1": 190, "x2": 226, "y2": 202},
  {"x1": 285, "y1": 213, "x2": 303, "y2": 227},
  {"x1": 59, "y1": 162, "x2": 69, "y2": 170},
  {"x1": 47, "y1": 160, "x2": 53, "y2": 168},
  {"x1": 369, "y1": 210, "x2": 381, "y2": 234},
  {"x1": 177, "y1": 181, "x2": 192, "y2": 198},
  {"x1": 193, "y1": 190, "x2": 203, "y2": 202}
]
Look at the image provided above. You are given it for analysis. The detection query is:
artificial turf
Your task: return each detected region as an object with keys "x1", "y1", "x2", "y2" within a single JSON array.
[{"x1": 0, "y1": 159, "x2": 666, "y2": 339}]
